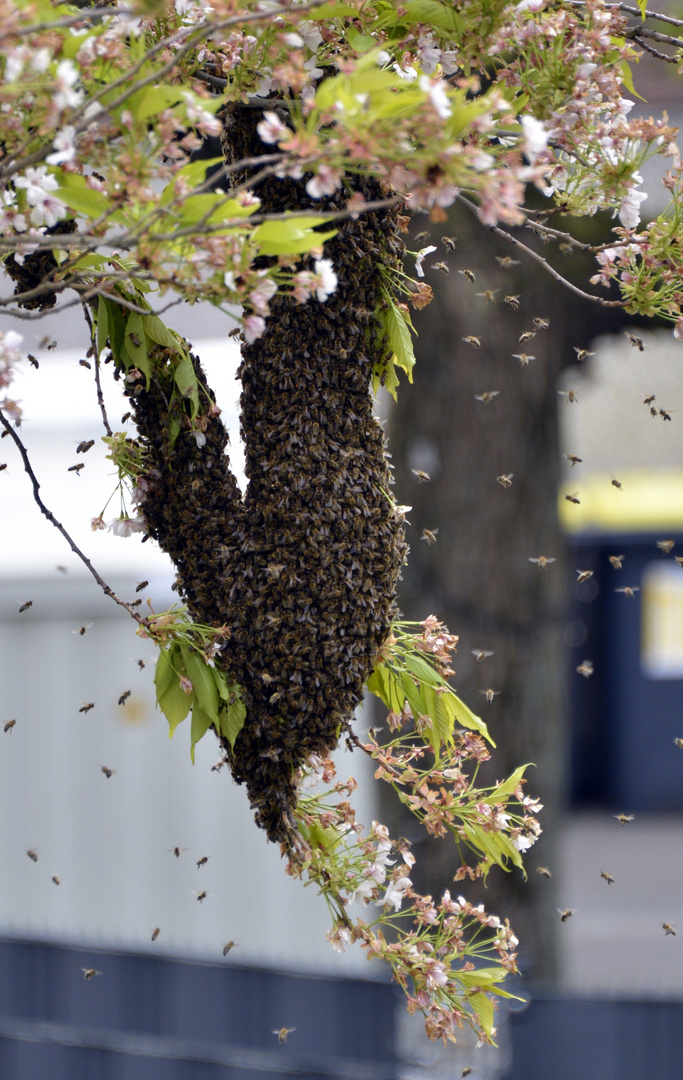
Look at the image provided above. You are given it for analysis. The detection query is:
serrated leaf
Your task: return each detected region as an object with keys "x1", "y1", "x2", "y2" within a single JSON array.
[
  {"x1": 467, "y1": 991, "x2": 495, "y2": 1037},
  {"x1": 365, "y1": 663, "x2": 406, "y2": 713},
  {"x1": 125, "y1": 312, "x2": 151, "y2": 384},
  {"x1": 190, "y1": 701, "x2": 214, "y2": 764},
  {"x1": 385, "y1": 301, "x2": 415, "y2": 380},
  {"x1": 57, "y1": 172, "x2": 111, "y2": 219},
  {"x1": 220, "y1": 694, "x2": 247, "y2": 750},
  {"x1": 180, "y1": 645, "x2": 218, "y2": 718},
  {"x1": 451, "y1": 692, "x2": 495, "y2": 746},
  {"x1": 252, "y1": 219, "x2": 337, "y2": 256},
  {"x1": 173, "y1": 354, "x2": 199, "y2": 416},
  {"x1": 620, "y1": 58, "x2": 646, "y2": 102},
  {"x1": 403, "y1": 651, "x2": 448, "y2": 687},
  {"x1": 155, "y1": 645, "x2": 192, "y2": 736},
  {"x1": 484, "y1": 764, "x2": 531, "y2": 805},
  {"x1": 159, "y1": 157, "x2": 224, "y2": 206},
  {"x1": 142, "y1": 315, "x2": 184, "y2": 354},
  {"x1": 96, "y1": 296, "x2": 110, "y2": 359}
]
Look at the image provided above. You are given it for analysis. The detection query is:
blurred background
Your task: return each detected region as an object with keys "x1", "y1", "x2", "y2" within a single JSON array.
[{"x1": 3, "y1": 72, "x2": 683, "y2": 1076}]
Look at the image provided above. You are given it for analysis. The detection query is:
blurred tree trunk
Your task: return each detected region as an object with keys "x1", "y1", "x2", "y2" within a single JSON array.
[{"x1": 385, "y1": 205, "x2": 627, "y2": 982}]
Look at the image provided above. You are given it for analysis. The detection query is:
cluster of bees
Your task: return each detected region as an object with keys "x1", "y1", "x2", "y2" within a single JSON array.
[{"x1": 124, "y1": 108, "x2": 406, "y2": 845}]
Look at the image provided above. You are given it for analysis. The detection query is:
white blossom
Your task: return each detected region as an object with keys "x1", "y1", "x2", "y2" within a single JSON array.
[
  {"x1": 14, "y1": 167, "x2": 66, "y2": 228},
  {"x1": 305, "y1": 164, "x2": 342, "y2": 199},
  {"x1": 415, "y1": 245, "x2": 437, "y2": 277},
  {"x1": 108, "y1": 515, "x2": 146, "y2": 537},
  {"x1": 313, "y1": 258, "x2": 338, "y2": 302},
  {"x1": 256, "y1": 111, "x2": 289, "y2": 145},
  {"x1": 618, "y1": 186, "x2": 648, "y2": 230},
  {"x1": 243, "y1": 314, "x2": 266, "y2": 343},
  {"x1": 520, "y1": 115, "x2": 548, "y2": 162},
  {"x1": 378, "y1": 875, "x2": 412, "y2": 912},
  {"x1": 46, "y1": 126, "x2": 77, "y2": 166},
  {"x1": 53, "y1": 59, "x2": 83, "y2": 112},
  {"x1": 419, "y1": 75, "x2": 452, "y2": 119}
]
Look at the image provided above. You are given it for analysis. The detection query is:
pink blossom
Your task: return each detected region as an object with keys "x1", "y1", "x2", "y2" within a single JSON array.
[
  {"x1": 418, "y1": 75, "x2": 452, "y2": 119},
  {"x1": 108, "y1": 515, "x2": 146, "y2": 537},
  {"x1": 256, "y1": 111, "x2": 289, "y2": 145},
  {"x1": 425, "y1": 961, "x2": 449, "y2": 989},
  {"x1": 248, "y1": 276, "x2": 277, "y2": 315},
  {"x1": 243, "y1": 314, "x2": 266, "y2": 344},
  {"x1": 305, "y1": 165, "x2": 342, "y2": 199}
]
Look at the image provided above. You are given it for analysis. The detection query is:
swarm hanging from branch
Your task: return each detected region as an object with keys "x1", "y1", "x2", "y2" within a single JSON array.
[{"x1": 124, "y1": 107, "x2": 407, "y2": 844}]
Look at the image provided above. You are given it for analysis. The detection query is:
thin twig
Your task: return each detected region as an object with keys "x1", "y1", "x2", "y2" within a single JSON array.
[
  {"x1": 0, "y1": 406, "x2": 145, "y2": 625},
  {"x1": 626, "y1": 24, "x2": 683, "y2": 47},
  {"x1": 81, "y1": 301, "x2": 112, "y2": 437},
  {"x1": 567, "y1": 1, "x2": 683, "y2": 27},
  {"x1": 632, "y1": 35, "x2": 679, "y2": 61},
  {"x1": 456, "y1": 194, "x2": 625, "y2": 309}
]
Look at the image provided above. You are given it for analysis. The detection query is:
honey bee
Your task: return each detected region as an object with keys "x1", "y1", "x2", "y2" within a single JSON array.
[
  {"x1": 474, "y1": 391, "x2": 500, "y2": 403},
  {"x1": 662, "y1": 923, "x2": 676, "y2": 936},
  {"x1": 193, "y1": 890, "x2": 209, "y2": 903},
  {"x1": 659, "y1": 408, "x2": 672, "y2": 421},
  {"x1": 625, "y1": 331, "x2": 644, "y2": 351},
  {"x1": 79, "y1": 703, "x2": 95, "y2": 714},
  {"x1": 68, "y1": 463, "x2": 85, "y2": 475},
  {"x1": 52, "y1": 875, "x2": 62, "y2": 885},
  {"x1": 565, "y1": 492, "x2": 580, "y2": 504},
  {"x1": 414, "y1": 231, "x2": 431, "y2": 245},
  {"x1": 101, "y1": 766, "x2": 115, "y2": 778},
  {"x1": 558, "y1": 909, "x2": 575, "y2": 923},
  {"x1": 611, "y1": 477, "x2": 622, "y2": 490},
  {"x1": 0, "y1": 463, "x2": 6, "y2": 472},
  {"x1": 529, "y1": 556, "x2": 556, "y2": 569},
  {"x1": 76, "y1": 440, "x2": 95, "y2": 454},
  {"x1": 674, "y1": 738, "x2": 683, "y2": 748},
  {"x1": 479, "y1": 688, "x2": 500, "y2": 703},
  {"x1": 576, "y1": 660, "x2": 594, "y2": 678},
  {"x1": 421, "y1": 529, "x2": 438, "y2": 544},
  {"x1": 118, "y1": 690, "x2": 131, "y2": 706},
  {"x1": 566, "y1": 454, "x2": 582, "y2": 467},
  {"x1": 441, "y1": 236, "x2": 458, "y2": 250},
  {"x1": 39, "y1": 337, "x2": 58, "y2": 350},
  {"x1": 462, "y1": 1069, "x2": 473, "y2": 1078},
  {"x1": 27, "y1": 354, "x2": 39, "y2": 369},
  {"x1": 411, "y1": 469, "x2": 431, "y2": 483},
  {"x1": 265, "y1": 564, "x2": 285, "y2": 580},
  {"x1": 19, "y1": 601, "x2": 33, "y2": 613},
  {"x1": 512, "y1": 353, "x2": 534, "y2": 366},
  {"x1": 573, "y1": 348, "x2": 595, "y2": 362},
  {"x1": 121, "y1": 412, "x2": 132, "y2": 424},
  {"x1": 168, "y1": 847, "x2": 187, "y2": 858},
  {"x1": 495, "y1": 256, "x2": 519, "y2": 269},
  {"x1": 600, "y1": 871, "x2": 615, "y2": 885},
  {"x1": 615, "y1": 813, "x2": 634, "y2": 826},
  {"x1": 26, "y1": 849, "x2": 39, "y2": 862},
  {"x1": 533, "y1": 317, "x2": 550, "y2": 330},
  {"x1": 503, "y1": 295, "x2": 520, "y2": 309},
  {"x1": 223, "y1": 941, "x2": 237, "y2": 956},
  {"x1": 471, "y1": 649, "x2": 494, "y2": 662},
  {"x1": 650, "y1": 406, "x2": 657, "y2": 417},
  {"x1": 196, "y1": 856, "x2": 210, "y2": 868},
  {"x1": 135, "y1": 659, "x2": 147, "y2": 669},
  {"x1": 4, "y1": 719, "x2": 16, "y2": 733},
  {"x1": 657, "y1": 539, "x2": 675, "y2": 555},
  {"x1": 476, "y1": 289, "x2": 498, "y2": 302},
  {"x1": 576, "y1": 570, "x2": 593, "y2": 584},
  {"x1": 273, "y1": 1027, "x2": 296, "y2": 1044},
  {"x1": 536, "y1": 866, "x2": 552, "y2": 879},
  {"x1": 497, "y1": 473, "x2": 513, "y2": 488},
  {"x1": 459, "y1": 269, "x2": 476, "y2": 282},
  {"x1": 82, "y1": 968, "x2": 103, "y2": 981},
  {"x1": 518, "y1": 331, "x2": 536, "y2": 345},
  {"x1": 462, "y1": 335, "x2": 481, "y2": 348},
  {"x1": 609, "y1": 554, "x2": 625, "y2": 569},
  {"x1": 558, "y1": 390, "x2": 578, "y2": 404},
  {"x1": 151, "y1": 927, "x2": 161, "y2": 941},
  {"x1": 73, "y1": 623, "x2": 93, "y2": 636},
  {"x1": 135, "y1": 580, "x2": 149, "y2": 593},
  {"x1": 431, "y1": 262, "x2": 449, "y2": 274},
  {"x1": 615, "y1": 587, "x2": 639, "y2": 598}
]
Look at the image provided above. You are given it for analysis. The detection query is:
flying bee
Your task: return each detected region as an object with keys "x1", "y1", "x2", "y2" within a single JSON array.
[
  {"x1": 615, "y1": 586, "x2": 639, "y2": 598},
  {"x1": 675, "y1": 557, "x2": 683, "y2": 568},
  {"x1": 459, "y1": 269, "x2": 476, "y2": 282},
  {"x1": 4, "y1": 719, "x2": 16, "y2": 733},
  {"x1": 576, "y1": 660, "x2": 594, "y2": 679},
  {"x1": 573, "y1": 347, "x2": 595, "y2": 362},
  {"x1": 76, "y1": 440, "x2": 94, "y2": 454},
  {"x1": 19, "y1": 601, "x2": 33, "y2": 613},
  {"x1": 414, "y1": 231, "x2": 431, "y2": 245},
  {"x1": 121, "y1": 412, "x2": 132, "y2": 424},
  {"x1": 609, "y1": 554, "x2": 625, "y2": 569},
  {"x1": 566, "y1": 454, "x2": 582, "y2": 467},
  {"x1": 39, "y1": 337, "x2": 58, "y2": 351},
  {"x1": 611, "y1": 477, "x2": 622, "y2": 490},
  {"x1": 512, "y1": 353, "x2": 534, "y2": 366},
  {"x1": 558, "y1": 909, "x2": 575, "y2": 923},
  {"x1": 529, "y1": 556, "x2": 556, "y2": 569},
  {"x1": 643, "y1": 394, "x2": 655, "y2": 406},
  {"x1": 223, "y1": 941, "x2": 237, "y2": 956},
  {"x1": 657, "y1": 539, "x2": 675, "y2": 555},
  {"x1": 135, "y1": 580, "x2": 149, "y2": 593},
  {"x1": 533, "y1": 317, "x2": 550, "y2": 330},
  {"x1": 472, "y1": 649, "x2": 494, "y2": 662},
  {"x1": 442, "y1": 236, "x2": 458, "y2": 250},
  {"x1": 211, "y1": 760, "x2": 225, "y2": 772},
  {"x1": 503, "y1": 294, "x2": 520, "y2": 309},
  {"x1": 662, "y1": 923, "x2": 676, "y2": 936},
  {"x1": 650, "y1": 406, "x2": 657, "y2": 417},
  {"x1": 151, "y1": 927, "x2": 161, "y2": 941},
  {"x1": 576, "y1": 569, "x2": 594, "y2": 584},
  {"x1": 479, "y1": 688, "x2": 500, "y2": 704},
  {"x1": 196, "y1": 856, "x2": 210, "y2": 868},
  {"x1": 558, "y1": 390, "x2": 578, "y2": 404},
  {"x1": 421, "y1": 529, "x2": 438, "y2": 544},
  {"x1": 497, "y1": 473, "x2": 513, "y2": 488},
  {"x1": 462, "y1": 335, "x2": 481, "y2": 348},
  {"x1": 518, "y1": 331, "x2": 536, "y2": 344},
  {"x1": 674, "y1": 738, "x2": 683, "y2": 749},
  {"x1": 411, "y1": 469, "x2": 431, "y2": 483},
  {"x1": 118, "y1": 690, "x2": 131, "y2": 706},
  {"x1": 600, "y1": 871, "x2": 615, "y2": 885},
  {"x1": 52, "y1": 875, "x2": 62, "y2": 885},
  {"x1": 431, "y1": 262, "x2": 449, "y2": 274},
  {"x1": 101, "y1": 765, "x2": 115, "y2": 778},
  {"x1": 660, "y1": 408, "x2": 672, "y2": 421},
  {"x1": 273, "y1": 1028, "x2": 296, "y2": 1044},
  {"x1": 26, "y1": 849, "x2": 39, "y2": 862},
  {"x1": 73, "y1": 623, "x2": 93, "y2": 636},
  {"x1": 476, "y1": 289, "x2": 498, "y2": 302},
  {"x1": 495, "y1": 256, "x2": 519, "y2": 268},
  {"x1": 68, "y1": 463, "x2": 85, "y2": 475},
  {"x1": 0, "y1": 463, "x2": 6, "y2": 472},
  {"x1": 536, "y1": 866, "x2": 552, "y2": 879},
  {"x1": 168, "y1": 847, "x2": 187, "y2": 858},
  {"x1": 462, "y1": 1069, "x2": 473, "y2": 1078},
  {"x1": 565, "y1": 492, "x2": 580, "y2": 504},
  {"x1": 474, "y1": 391, "x2": 500, "y2": 403},
  {"x1": 193, "y1": 890, "x2": 209, "y2": 903},
  {"x1": 81, "y1": 968, "x2": 103, "y2": 981},
  {"x1": 79, "y1": 703, "x2": 95, "y2": 714},
  {"x1": 135, "y1": 659, "x2": 147, "y2": 669},
  {"x1": 28, "y1": 354, "x2": 39, "y2": 369},
  {"x1": 625, "y1": 331, "x2": 644, "y2": 351},
  {"x1": 615, "y1": 813, "x2": 634, "y2": 826}
]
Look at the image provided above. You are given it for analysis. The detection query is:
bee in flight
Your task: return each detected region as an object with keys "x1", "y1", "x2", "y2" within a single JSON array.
[
  {"x1": 565, "y1": 492, "x2": 580, "y2": 505},
  {"x1": 615, "y1": 587, "x2": 639, "y2": 598},
  {"x1": 81, "y1": 968, "x2": 103, "y2": 981},
  {"x1": 558, "y1": 909, "x2": 575, "y2": 923},
  {"x1": 497, "y1": 473, "x2": 514, "y2": 488},
  {"x1": 471, "y1": 649, "x2": 494, "y2": 662},
  {"x1": 662, "y1": 923, "x2": 676, "y2": 936},
  {"x1": 536, "y1": 866, "x2": 552, "y2": 879},
  {"x1": 474, "y1": 391, "x2": 500, "y2": 404},
  {"x1": 566, "y1": 454, "x2": 582, "y2": 467},
  {"x1": 421, "y1": 529, "x2": 438, "y2": 545},
  {"x1": 495, "y1": 256, "x2": 519, "y2": 269},
  {"x1": 462, "y1": 335, "x2": 481, "y2": 348},
  {"x1": 459, "y1": 269, "x2": 476, "y2": 282},
  {"x1": 273, "y1": 1027, "x2": 296, "y2": 1044},
  {"x1": 503, "y1": 294, "x2": 520, "y2": 309},
  {"x1": 576, "y1": 570, "x2": 593, "y2": 584},
  {"x1": 223, "y1": 941, "x2": 237, "y2": 956},
  {"x1": 657, "y1": 539, "x2": 675, "y2": 555},
  {"x1": 573, "y1": 347, "x2": 595, "y2": 362},
  {"x1": 576, "y1": 660, "x2": 594, "y2": 678},
  {"x1": 609, "y1": 555, "x2": 625, "y2": 569},
  {"x1": 615, "y1": 813, "x2": 634, "y2": 827},
  {"x1": 600, "y1": 872, "x2": 615, "y2": 885},
  {"x1": 479, "y1": 688, "x2": 500, "y2": 704},
  {"x1": 101, "y1": 766, "x2": 115, "y2": 778},
  {"x1": 529, "y1": 556, "x2": 556, "y2": 569},
  {"x1": 411, "y1": 469, "x2": 431, "y2": 483},
  {"x1": 558, "y1": 389, "x2": 578, "y2": 404}
]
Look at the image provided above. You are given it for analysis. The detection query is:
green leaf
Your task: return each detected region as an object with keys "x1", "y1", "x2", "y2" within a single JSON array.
[
  {"x1": 467, "y1": 991, "x2": 495, "y2": 1038},
  {"x1": 384, "y1": 300, "x2": 415, "y2": 380},
  {"x1": 620, "y1": 58, "x2": 646, "y2": 102},
  {"x1": 402, "y1": 0, "x2": 461, "y2": 32},
  {"x1": 638, "y1": 0, "x2": 647, "y2": 18},
  {"x1": 173, "y1": 354, "x2": 199, "y2": 416},
  {"x1": 127, "y1": 85, "x2": 180, "y2": 123},
  {"x1": 346, "y1": 26, "x2": 377, "y2": 52},
  {"x1": 451, "y1": 692, "x2": 494, "y2": 746},
  {"x1": 56, "y1": 172, "x2": 111, "y2": 219},
  {"x1": 403, "y1": 651, "x2": 448, "y2": 687},
  {"x1": 190, "y1": 701, "x2": 214, "y2": 764},
  {"x1": 96, "y1": 296, "x2": 110, "y2": 359},
  {"x1": 125, "y1": 312, "x2": 151, "y2": 384},
  {"x1": 142, "y1": 315, "x2": 184, "y2": 354},
  {"x1": 180, "y1": 645, "x2": 218, "y2": 718},
  {"x1": 252, "y1": 218, "x2": 337, "y2": 256},
  {"x1": 366, "y1": 662, "x2": 406, "y2": 713},
  {"x1": 484, "y1": 764, "x2": 531, "y2": 805},
  {"x1": 155, "y1": 645, "x2": 192, "y2": 736},
  {"x1": 159, "y1": 157, "x2": 224, "y2": 206},
  {"x1": 220, "y1": 693, "x2": 247, "y2": 750}
]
